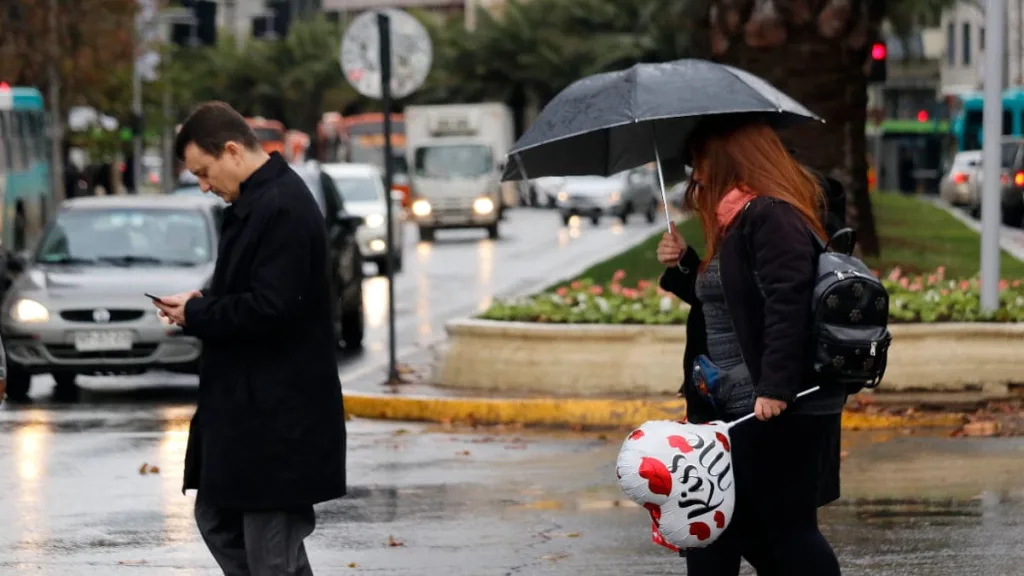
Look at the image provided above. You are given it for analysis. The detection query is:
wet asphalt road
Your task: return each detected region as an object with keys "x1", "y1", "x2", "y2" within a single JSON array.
[
  {"x1": 3, "y1": 207, "x2": 1024, "y2": 574},
  {"x1": 1, "y1": 407, "x2": 1024, "y2": 575},
  {"x1": 340, "y1": 207, "x2": 662, "y2": 391}
]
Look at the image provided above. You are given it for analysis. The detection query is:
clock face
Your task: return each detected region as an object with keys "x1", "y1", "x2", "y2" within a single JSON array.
[{"x1": 340, "y1": 9, "x2": 433, "y2": 100}]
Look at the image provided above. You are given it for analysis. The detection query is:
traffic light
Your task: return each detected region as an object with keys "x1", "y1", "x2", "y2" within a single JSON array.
[
  {"x1": 194, "y1": 1, "x2": 217, "y2": 46},
  {"x1": 270, "y1": 1, "x2": 292, "y2": 39},
  {"x1": 171, "y1": 0, "x2": 217, "y2": 47},
  {"x1": 868, "y1": 42, "x2": 887, "y2": 84}
]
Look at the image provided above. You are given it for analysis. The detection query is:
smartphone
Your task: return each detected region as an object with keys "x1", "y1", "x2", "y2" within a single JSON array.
[{"x1": 144, "y1": 292, "x2": 167, "y2": 305}]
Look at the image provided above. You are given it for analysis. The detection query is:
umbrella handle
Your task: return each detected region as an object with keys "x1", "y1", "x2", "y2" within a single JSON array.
[
  {"x1": 653, "y1": 143, "x2": 672, "y2": 232},
  {"x1": 724, "y1": 386, "x2": 822, "y2": 430}
]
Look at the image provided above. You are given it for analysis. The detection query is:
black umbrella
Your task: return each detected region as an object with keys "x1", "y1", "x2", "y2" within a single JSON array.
[{"x1": 501, "y1": 58, "x2": 823, "y2": 228}]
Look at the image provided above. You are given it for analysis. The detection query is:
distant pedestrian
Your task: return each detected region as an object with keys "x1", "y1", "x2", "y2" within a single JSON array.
[
  {"x1": 657, "y1": 119, "x2": 843, "y2": 575},
  {"x1": 153, "y1": 101, "x2": 345, "y2": 576}
]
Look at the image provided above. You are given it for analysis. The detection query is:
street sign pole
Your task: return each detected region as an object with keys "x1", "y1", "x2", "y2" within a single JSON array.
[
  {"x1": 981, "y1": 0, "x2": 1005, "y2": 312},
  {"x1": 340, "y1": 7, "x2": 432, "y2": 386},
  {"x1": 377, "y1": 12, "x2": 400, "y2": 385}
]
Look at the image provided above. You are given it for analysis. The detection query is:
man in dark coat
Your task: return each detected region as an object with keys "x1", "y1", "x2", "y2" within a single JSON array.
[{"x1": 154, "y1": 101, "x2": 345, "y2": 576}]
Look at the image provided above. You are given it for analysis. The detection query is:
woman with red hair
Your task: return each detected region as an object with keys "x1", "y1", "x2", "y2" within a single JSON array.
[{"x1": 657, "y1": 120, "x2": 844, "y2": 575}]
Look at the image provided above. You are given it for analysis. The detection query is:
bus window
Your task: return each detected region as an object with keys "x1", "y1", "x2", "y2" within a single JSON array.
[{"x1": 1005, "y1": 110, "x2": 1014, "y2": 136}]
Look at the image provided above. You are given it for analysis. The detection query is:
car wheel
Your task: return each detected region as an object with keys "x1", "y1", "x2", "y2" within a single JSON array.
[
  {"x1": 487, "y1": 222, "x2": 500, "y2": 240},
  {"x1": 620, "y1": 202, "x2": 633, "y2": 224},
  {"x1": 340, "y1": 256, "x2": 364, "y2": 351},
  {"x1": 5, "y1": 365, "x2": 31, "y2": 401},
  {"x1": 1003, "y1": 206, "x2": 1024, "y2": 227},
  {"x1": 590, "y1": 214, "x2": 601, "y2": 226},
  {"x1": 561, "y1": 213, "x2": 571, "y2": 226},
  {"x1": 646, "y1": 201, "x2": 657, "y2": 223},
  {"x1": 418, "y1": 226, "x2": 435, "y2": 242},
  {"x1": 53, "y1": 373, "x2": 77, "y2": 391}
]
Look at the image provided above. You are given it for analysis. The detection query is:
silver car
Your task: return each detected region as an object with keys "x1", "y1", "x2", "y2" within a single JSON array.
[
  {"x1": 939, "y1": 150, "x2": 981, "y2": 208},
  {"x1": 322, "y1": 162, "x2": 405, "y2": 274},
  {"x1": 556, "y1": 166, "x2": 659, "y2": 226},
  {"x1": 0, "y1": 194, "x2": 224, "y2": 399}
]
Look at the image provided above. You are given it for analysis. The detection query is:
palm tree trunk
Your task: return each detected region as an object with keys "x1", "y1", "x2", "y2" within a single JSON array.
[{"x1": 707, "y1": 19, "x2": 881, "y2": 256}]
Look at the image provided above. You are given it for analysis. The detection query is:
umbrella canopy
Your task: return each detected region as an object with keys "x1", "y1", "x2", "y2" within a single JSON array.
[{"x1": 501, "y1": 58, "x2": 822, "y2": 183}]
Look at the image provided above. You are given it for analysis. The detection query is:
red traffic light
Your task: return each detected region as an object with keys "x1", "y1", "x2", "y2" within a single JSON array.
[
  {"x1": 871, "y1": 43, "x2": 887, "y2": 60},
  {"x1": 917, "y1": 110, "x2": 929, "y2": 122}
]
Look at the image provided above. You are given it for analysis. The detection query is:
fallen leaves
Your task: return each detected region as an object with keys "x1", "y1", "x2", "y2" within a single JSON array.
[
  {"x1": 138, "y1": 463, "x2": 160, "y2": 475},
  {"x1": 348, "y1": 562, "x2": 358, "y2": 568},
  {"x1": 387, "y1": 535, "x2": 404, "y2": 547},
  {"x1": 952, "y1": 420, "x2": 1001, "y2": 437}
]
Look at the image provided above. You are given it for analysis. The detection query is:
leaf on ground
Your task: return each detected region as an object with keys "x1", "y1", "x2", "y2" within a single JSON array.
[
  {"x1": 387, "y1": 535, "x2": 404, "y2": 547},
  {"x1": 393, "y1": 428, "x2": 409, "y2": 436},
  {"x1": 456, "y1": 450, "x2": 471, "y2": 456},
  {"x1": 961, "y1": 420, "x2": 1000, "y2": 437},
  {"x1": 542, "y1": 553, "x2": 571, "y2": 562},
  {"x1": 348, "y1": 562, "x2": 358, "y2": 568}
]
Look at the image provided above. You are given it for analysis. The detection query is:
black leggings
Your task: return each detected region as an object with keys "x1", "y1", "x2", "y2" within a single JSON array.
[{"x1": 684, "y1": 413, "x2": 842, "y2": 576}]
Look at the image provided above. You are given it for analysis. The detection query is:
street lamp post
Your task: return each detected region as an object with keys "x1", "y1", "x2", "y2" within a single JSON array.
[{"x1": 981, "y1": 0, "x2": 1006, "y2": 312}]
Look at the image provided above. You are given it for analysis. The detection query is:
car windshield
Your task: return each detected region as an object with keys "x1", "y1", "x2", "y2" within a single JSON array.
[
  {"x1": 414, "y1": 144, "x2": 492, "y2": 178},
  {"x1": 331, "y1": 175, "x2": 382, "y2": 203},
  {"x1": 35, "y1": 208, "x2": 213, "y2": 266}
]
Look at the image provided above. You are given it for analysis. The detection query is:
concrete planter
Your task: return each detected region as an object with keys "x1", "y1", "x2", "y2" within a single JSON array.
[{"x1": 436, "y1": 320, "x2": 1024, "y2": 397}]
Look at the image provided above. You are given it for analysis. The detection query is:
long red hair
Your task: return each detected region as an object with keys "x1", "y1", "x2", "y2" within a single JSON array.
[{"x1": 684, "y1": 120, "x2": 826, "y2": 266}]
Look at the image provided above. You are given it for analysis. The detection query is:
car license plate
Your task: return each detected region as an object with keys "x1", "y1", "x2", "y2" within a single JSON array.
[{"x1": 73, "y1": 330, "x2": 134, "y2": 352}]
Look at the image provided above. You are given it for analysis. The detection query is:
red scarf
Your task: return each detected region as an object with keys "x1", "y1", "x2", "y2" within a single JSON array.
[{"x1": 716, "y1": 188, "x2": 756, "y2": 229}]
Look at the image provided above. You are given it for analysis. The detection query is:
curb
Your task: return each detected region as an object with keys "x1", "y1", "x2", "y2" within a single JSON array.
[{"x1": 343, "y1": 392, "x2": 967, "y2": 430}]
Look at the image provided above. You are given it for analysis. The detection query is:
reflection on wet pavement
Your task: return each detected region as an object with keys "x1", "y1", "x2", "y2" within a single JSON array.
[
  {"x1": 1, "y1": 408, "x2": 1024, "y2": 574},
  {"x1": 345, "y1": 208, "x2": 662, "y2": 389}
]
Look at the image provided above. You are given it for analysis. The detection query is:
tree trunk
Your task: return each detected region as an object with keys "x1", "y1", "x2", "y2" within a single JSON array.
[{"x1": 701, "y1": 3, "x2": 881, "y2": 256}]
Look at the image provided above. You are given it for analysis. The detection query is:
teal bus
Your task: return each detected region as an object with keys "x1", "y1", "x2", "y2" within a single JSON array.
[
  {"x1": 0, "y1": 83, "x2": 53, "y2": 252},
  {"x1": 952, "y1": 88, "x2": 1024, "y2": 151}
]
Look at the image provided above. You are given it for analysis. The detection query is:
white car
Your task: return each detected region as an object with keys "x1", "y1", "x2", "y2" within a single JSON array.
[
  {"x1": 322, "y1": 163, "x2": 405, "y2": 274},
  {"x1": 939, "y1": 150, "x2": 982, "y2": 208}
]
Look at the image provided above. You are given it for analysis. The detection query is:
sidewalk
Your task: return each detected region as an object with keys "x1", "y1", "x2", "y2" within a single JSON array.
[
  {"x1": 927, "y1": 196, "x2": 1024, "y2": 262},
  {"x1": 341, "y1": 356, "x2": 968, "y2": 430}
]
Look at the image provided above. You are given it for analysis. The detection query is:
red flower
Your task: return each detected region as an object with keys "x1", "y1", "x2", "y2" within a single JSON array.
[
  {"x1": 556, "y1": 287, "x2": 568, "y2": 296},
  {"x1": 570, "y1": 280, "x2": 582, "y2": 290},
  {"x1": 999, "y1": 279, "x2": 1009, "y2": 291},
  {"x1": 637, "y1": 279, "x2": 652, "y2": 291},
  {"x1": 589, "y1": 285, "x2": 604, "y2": 295},
  {"x1": 612, "y1": 269, "x2": 627, "y2": 281}
]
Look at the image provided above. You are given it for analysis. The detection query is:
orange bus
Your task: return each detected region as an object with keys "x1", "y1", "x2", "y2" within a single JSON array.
[{"x1": 246, "y1": 117, "x2": 286, "y2": 155}]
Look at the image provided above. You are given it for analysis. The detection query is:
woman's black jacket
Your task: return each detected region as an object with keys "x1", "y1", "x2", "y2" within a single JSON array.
[{"x1": 659, "y1": 197, "x2": 819, "y2": 423}]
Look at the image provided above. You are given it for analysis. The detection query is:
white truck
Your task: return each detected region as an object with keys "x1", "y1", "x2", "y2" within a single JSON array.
[{"x1": 404, "y1": 102, "x2": 516, "y2": 242}]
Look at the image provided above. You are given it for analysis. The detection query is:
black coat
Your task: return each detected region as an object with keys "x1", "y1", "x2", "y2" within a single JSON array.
[
  {"x1": 660, "y1": 197, "x2": 827, "y2": 422},
  {"x1": 181, "y1": 153, "x2": 345, "y2": 510}
]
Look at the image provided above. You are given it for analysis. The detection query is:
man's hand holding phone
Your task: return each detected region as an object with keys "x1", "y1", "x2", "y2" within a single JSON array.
[{"x1": 149, "y1": 290, "x2": 202, "y2": 327}]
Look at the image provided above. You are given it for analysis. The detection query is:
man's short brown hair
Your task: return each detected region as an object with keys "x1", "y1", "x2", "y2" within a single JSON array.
[{"x1": 174, "y1": 101, "x2": 261, "y2": 160}]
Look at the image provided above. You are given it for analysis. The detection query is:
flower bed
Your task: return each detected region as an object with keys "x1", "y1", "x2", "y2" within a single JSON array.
[{"x1": 479, "y1": 267, "x2": 1024, "y2": 324}]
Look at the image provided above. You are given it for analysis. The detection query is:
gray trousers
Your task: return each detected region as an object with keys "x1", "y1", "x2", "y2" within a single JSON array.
[{"x1": 195, "y1": 499, "x2": 316, "y2": 576}]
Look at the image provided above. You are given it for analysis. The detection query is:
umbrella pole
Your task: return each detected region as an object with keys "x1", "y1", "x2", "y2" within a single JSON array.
[
  {"x1": 725, "y1": 386, "x2": 822, "y2": 430},
  {"x1": 652, "y1": 135, "x2": 672, "y2": 232}
]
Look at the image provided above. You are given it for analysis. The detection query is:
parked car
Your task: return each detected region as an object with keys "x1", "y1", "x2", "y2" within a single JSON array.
[
  {"x1": 322, "y1": 162, "x2": 405, "y2": 275},
  {"x1": 967, "y1": 137, "x2": 1024, "y2": 225},
  {"x1": 289, "y1": 162, "x2": 367, "y2": 348},
  {"x1": 939, "y1": 150, "x2": 981, "y2": 208},
  {"x1": 555, "y1": 166, "x2": 659, "y2": 226},
  {"x1": 0, "y1": 195, "x2": 224, "y2": 399}
]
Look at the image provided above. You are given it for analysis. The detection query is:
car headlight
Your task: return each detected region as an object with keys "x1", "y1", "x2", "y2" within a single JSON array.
[
  {"x1": 411, "y1": 199, "x2": 432, "y2": 216},
  {"x1": 365, "y1": 213, "x2": 385, "y2": 228},
  {"x1": 557, "y1": 191, "x2": 568, "y2": 203},
  {"x1": 11, "y1": 298, "x2": 49, "y2": 323},
  {"x1": 473, "y1": 197, "x2": 495, "y2": 215},
  {"x1": 608, "y1": 190, "x2": 621, "y2": 203}
]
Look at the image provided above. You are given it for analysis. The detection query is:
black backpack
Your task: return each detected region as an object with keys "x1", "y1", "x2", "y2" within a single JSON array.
[{"x1": 809, "y1": 228, "x2": 893, "y2": 394}]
